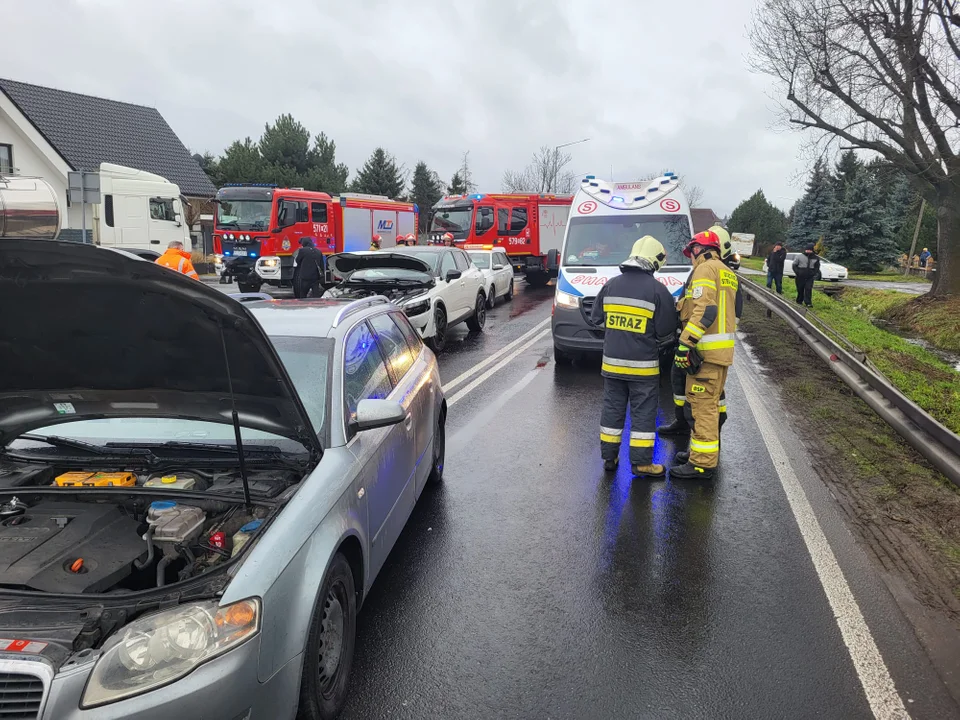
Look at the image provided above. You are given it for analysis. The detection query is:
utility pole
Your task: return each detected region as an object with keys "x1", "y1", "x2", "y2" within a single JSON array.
[
  {"x1": 552, "y1": 138, "x2": 590, "y2": 193},
  {"x1": 905, "y1": 198, "x2": 926, "y2": 276}
]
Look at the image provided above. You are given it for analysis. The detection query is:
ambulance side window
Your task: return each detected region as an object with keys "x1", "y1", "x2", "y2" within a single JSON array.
[
  {"x1": 476, "y1": 206, "x2": 494, "y2": 235},
  {"x1": 311, "y1": 202, "x2": 328, "y2": 223}
]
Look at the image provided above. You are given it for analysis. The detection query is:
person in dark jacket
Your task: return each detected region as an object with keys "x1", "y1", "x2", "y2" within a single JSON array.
[
  {"x1": 792, "y1": 244, "x2": 821, "y2": 307},
  {"x1": 766, "y1": 241, "x2": 787, "y2": 294},
  {"x1": 292, "y1": 237, "x2": 326, "y2": 299},
  {"x1": 590, "y1": 236, "x2": 678, "y2": 478}
]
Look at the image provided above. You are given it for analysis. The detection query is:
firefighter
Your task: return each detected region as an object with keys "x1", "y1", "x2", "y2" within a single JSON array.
[
  {"x1": 671, "y1": 229, "x2": 738, "y2": 480},
  {"x1": 370, "y1": 234, "x2": 382, "y2": 251},
  {"x1": 442, "y1": 232, "x2": 456, "y2": 247},
  {"x1": 155, "y1": 240, "x2": 200, "y2": 280},
  {"x1": 590, "y1": 236, "x2": 678, "y2": 478},
  {"x1": 406, "y1": 232, "x2": 418, "y2": 246}
]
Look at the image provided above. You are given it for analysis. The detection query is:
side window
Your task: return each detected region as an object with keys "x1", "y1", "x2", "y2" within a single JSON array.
[
  {"x1": 278, "y1": 200, "x2": 297, "y2": 228},
  {"x1": 370, "y1": 313, "x2": 415, "y2": 381},
  {"x1": 496, "y1": 252, "x2": 509, "y2": 267},
  {"x1": 297, "y1": 201, "x2": 310, "y2": 223},
  {"x1": 104, "y1": 195, "x2": 114, "y2": 228},
  {"x1": 393, "y1": 311, "x2": 423, "y2": 351},
  {"x1": 497, "y1": 207, "x2": 510, "y2": 235},
  {"x1": 509, "y1": 207, "x2": 528, "y2": 233},
  {"x1": 343, "y1": 322, "x2": 393, "y2": 423},
  {"x1": 454, "y1": 250, "x2": 470, "y2": 271},
  {"x1": 475, "y1": 206, "x2": 494, "y2": 235},
  {"x1": 311, "y1": 202, "x2": 328, "y2": 223},
  {"x1": 149, "y1": 198, "x2": 176, "y2": 222},
  {"x1": 439, "y1": 252, "x2": 457, "y2": 278}
]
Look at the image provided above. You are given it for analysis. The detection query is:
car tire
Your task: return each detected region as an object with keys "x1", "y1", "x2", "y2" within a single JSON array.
[
  {"x1": 237, "y1": 281, "x2": 261, "y2": 293},
  {"x1": 466, "y1": 292, "x2": 486, "y2": 331},
  {"x1": 505, "y1": 277, "x2": 514, "y2": 301},
  {"x1": 428, "y1": 408, "x2": 446, "y2": 485},
  {"x1": 426, "y1": 305, "x2": 447, "y2": 353},
  {"x1": 486, "y1": 285, "x2": 496, "y2": 309},
  {"x1": 296, "y1": 553, "x2": 357, "y2": 720},
  {"x1": 554, "y1": 345, "x2": 574, "y2": 366}
]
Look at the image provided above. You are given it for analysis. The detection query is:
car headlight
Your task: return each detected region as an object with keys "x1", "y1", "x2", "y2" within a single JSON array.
[
  {"x1": 403, "y1": 298, "x2": 431, "y2": 317},
  {"x1": 81, "y1": 598, "x2": 260, "y2": 708},
  {"x1": 555, "y1": 289, "x2": 580, "y2": 309}
]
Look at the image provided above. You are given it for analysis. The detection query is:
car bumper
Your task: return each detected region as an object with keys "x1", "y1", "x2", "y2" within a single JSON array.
[
  {"x1": 38, "y1": 635, "x2": 302, "y2": 720},
  {"x1": 405, "y1": 307, "x2": 435, "y2": 338},
  {"x1": 552, "y1": 303, "x2": 603, "y2": 353},
  {"x1": 255, "y1": 255, "x2": 294, "y2": 284}
]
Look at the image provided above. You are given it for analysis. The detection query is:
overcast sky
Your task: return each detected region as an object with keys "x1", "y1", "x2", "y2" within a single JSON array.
[{"x1": 7, "y1": 0, "x2": 807, "y2": 215}]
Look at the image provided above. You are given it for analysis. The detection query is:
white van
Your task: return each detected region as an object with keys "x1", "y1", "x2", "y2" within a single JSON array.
[
  {"x1": 551, "y1": 173, "x2": 694, "y2": 363},
  {"x1": 92, "y1": 163, "x2": 192, "y2": 252}
]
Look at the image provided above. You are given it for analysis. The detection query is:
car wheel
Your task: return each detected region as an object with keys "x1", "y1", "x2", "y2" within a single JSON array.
[
  {"x1": 426, "y1": 306, "x2": 447, "y2": 353},
  {"x1": 486, "y1": 285, "x2": 496, "y2": 309},
  {"x1": 466, "y1": 292, "x2": 486, "y2": 331},
  {"x1": 237, "y1": 281, "x2": 261, "y2": 293},
  {"x1": 554, "y1": 345, "x2": 574, "y2": 366},
  {"x1": 428, "y1": 408, "x2": 446, "y2": 485},
  {"x1": 297, "y1": 553, "x2": 357, "y2": 720},
  {"x1": 505, "y1": 277, "x2": 514, "y2": 301}
]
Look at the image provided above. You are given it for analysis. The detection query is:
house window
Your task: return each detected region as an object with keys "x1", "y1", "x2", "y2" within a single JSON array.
[
  {"x1": 0, "y1": 144, "x2": 11, "y2": 174},
  {"x1": 150, "y1": 197, "x2": 176, "y2": 222}
]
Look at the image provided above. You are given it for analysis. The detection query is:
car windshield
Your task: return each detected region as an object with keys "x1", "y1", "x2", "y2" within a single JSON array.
[
  {"x1": 468, "y1": 252, "x2": 490, "y2": 269},
  {"x1": 562, "y1": 215, "x2": 693, "y2": 267},
  {"x1": 392, "y1": 249, "x2": 442, "y2": 273},
  {"x1": 217, "y1": 200, "x2": 273, "y2": 230},
  {"x1": 430, "y1": 206, "x2": 474, "y2": 234},
  {"x1": 348, "y1": 268, "x2": 432, "y2": 282}
]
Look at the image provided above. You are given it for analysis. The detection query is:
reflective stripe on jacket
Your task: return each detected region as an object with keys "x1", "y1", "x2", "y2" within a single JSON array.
[
  {"x1": 156, "y1": 249, "x2": 200, "y2": 280},
  {"x1": 590, "y1": 267, "x2": 678, "y2": 380},
  {"x1": 678, "y1": 253, "x2": 737, "y2": 366}
]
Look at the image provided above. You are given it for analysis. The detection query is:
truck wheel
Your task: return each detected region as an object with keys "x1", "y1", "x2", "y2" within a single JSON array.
[
  {"x1": 296, "y1": 553, "x2": 357, "y2": 720},
  {"x1": 237, "y1": 281, "x2": 261, "y2": 294},
  {"x1": 554, "y1": 346, "x2": 574, "y2": 366},
  {"x1": 426, "y1": 306, "x2": 448, "y2": 353},
  {"x1": 466, "y1": 292, "x2": 486, "y2": 332},
  {"x1": 526, "y1": 272, "x2": 549, "y2": 288},
  {"x1": 486, "y1": 285, "x2": 496, "y2": 309},
  {"x1": 505, "y1": 277, "x2": 514, "y2": 301}
]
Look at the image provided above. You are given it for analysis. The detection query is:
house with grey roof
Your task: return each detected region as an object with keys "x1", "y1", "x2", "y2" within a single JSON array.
[{"x1": 0, "y1": 77, "x2": 215, "y2": 242}]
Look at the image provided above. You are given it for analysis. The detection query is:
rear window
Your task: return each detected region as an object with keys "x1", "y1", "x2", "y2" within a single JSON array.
[{"x1": 562, "y1": 214, "x2": 692, "y2": 268}]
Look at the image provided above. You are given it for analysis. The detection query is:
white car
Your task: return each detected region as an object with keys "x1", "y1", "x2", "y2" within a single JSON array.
[
  {"x1": 325, "y1": 246, "x2": 487, "y2": 353},
  {"x1": 466, "y1": 244, "x2": 515, "y2": 308},
  {"x1": 764, "y1": 252, "x2": 849, "y2": 281}
]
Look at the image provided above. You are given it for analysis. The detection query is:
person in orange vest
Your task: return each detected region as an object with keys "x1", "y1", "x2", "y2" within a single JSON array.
[{"x1": 155, "y1": 241, "x2": 199, "y2": 280}]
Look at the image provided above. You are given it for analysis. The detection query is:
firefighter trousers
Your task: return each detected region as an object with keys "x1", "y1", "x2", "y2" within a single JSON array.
[
  {"x1": 684, "y1": 362, "x2": 729, "y2": 469},
  {"x1": 600, "y1": 377, "x2": 658, "y2": 466},
  {"x1": 672, "y1": 364, "x2": 727, "y2": 431}
]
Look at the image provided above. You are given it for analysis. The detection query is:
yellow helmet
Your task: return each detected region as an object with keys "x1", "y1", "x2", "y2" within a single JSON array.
[
  {"x1": 709, "y1": 225, "x2": 734, "y2": 260},
  {"x1": 625, "y1": 235, "x2": 667, "y2": 272}
]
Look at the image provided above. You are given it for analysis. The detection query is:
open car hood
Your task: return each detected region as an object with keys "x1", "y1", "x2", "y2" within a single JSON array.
[
  {"x1": 0, "y1": 239, "x2": 322, "y2": 454},
  {"x1": 328, "y1": 252, "x2": 433, "y2": 276}
]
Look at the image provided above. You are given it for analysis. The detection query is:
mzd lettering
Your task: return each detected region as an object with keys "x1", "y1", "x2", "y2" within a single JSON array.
[
  {"x1": 606, "y1": 312, "x2": 648, "y2": 333},
  {"x1": 377, "y1": 219, "x2": 394, "y2": 231}
]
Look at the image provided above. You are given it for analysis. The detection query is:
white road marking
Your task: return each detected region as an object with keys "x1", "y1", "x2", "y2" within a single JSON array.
[
  {"x1": 446, "y1": 328, "x2": 551, "y2": 407},
  {"x1": 737, "y1": 366, "x2": 910, "y2": 720},
  {"x1": 442, "y1": 317, "x2": 552, "y2": 394}
]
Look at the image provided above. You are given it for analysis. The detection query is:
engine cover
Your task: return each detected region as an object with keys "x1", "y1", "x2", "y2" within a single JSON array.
[{"x1": 0, "y1": 502, "x2": 144, "y2": 593}]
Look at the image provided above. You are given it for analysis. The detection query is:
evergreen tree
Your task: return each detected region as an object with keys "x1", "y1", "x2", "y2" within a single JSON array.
[
  {"x1": 352, "y1": 148, "x2": 405, "y2": 198},
  {"x1": 788, "y1": 158, "x2": 836, "y2": 249},
  {"x1": 259, "y1": 114, "x2": 311, "y2": 174},
  {"x1": 833, "y1": 149, "x2": 862, "y2": 196},
  {"x1": 217, "y1": 138, "x2": 264, "y2": 185},
  {"x1": 447, "y1": 171, "x2": 467, "y2": 195},
  {"x1": 410, "y1": 161, "x2": 444, "y2": 233},
  {"x1": 728, "y1": 189, "x2": 788, "y2": 255},
  {"x1": 829, "y1": 171, "x2": 899, "y2": 271},
  {"x1": 305, "y1": 132, "x2": 349, "y2": 194}
]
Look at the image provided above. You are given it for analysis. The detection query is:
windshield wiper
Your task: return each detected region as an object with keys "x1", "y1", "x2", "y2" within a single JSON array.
[
  {"x1": 106, "y1": 441, "x2": 294, "y2": 458},
  {"x1": 218, "y1": 221, "x2": 239, "y2": 228},
  {"x1": 15, "y1": 435, "x2": 157, "y2": 458}
]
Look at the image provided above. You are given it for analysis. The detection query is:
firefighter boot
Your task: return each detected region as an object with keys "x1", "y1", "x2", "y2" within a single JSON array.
[
  {"x1": 670, "y1": 462, "x2": 715, "y2": 480},
  {"x1": 603, "y1": 457, "x2": 619, "y2": 472},
  {"x1": 632, "y1": 463, "x2": 666, "y2": 479},
  {"x1": 674, "y1": 450, "x2": 690, "y2": 464},
  {"x1": 657, "y1": 418, "x2": 689, "y2": 436}
]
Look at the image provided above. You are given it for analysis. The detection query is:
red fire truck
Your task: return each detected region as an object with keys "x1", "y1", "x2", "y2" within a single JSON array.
[
  {"x1": 214, "y1": 184, "x2": 417, "y2": 292},
  {"x1": 428, "y1": 193, "x2": 573, "y2": 286}
]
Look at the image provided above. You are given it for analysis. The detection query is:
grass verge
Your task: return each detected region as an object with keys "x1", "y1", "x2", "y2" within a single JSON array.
[
  {"x1": 847, "y1": 269, "x2": 932, "y2": 284},
  {"x1": 738, "y1": 299, "x2": 960, "y2": 619},
  {"x1": 738, "y1": 256, "x2": 764, "y2": 271},
  {"x1": 886, "y1": 295, "x2": 960, "y2": 355}
]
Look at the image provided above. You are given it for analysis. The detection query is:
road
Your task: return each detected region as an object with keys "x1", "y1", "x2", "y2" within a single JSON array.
[
  {"x1": 213, "y1": 277, "x2": 958, "y2": 719},
  {"x1": 739, "y1": 267, "x2": 930, "y2": 295}
]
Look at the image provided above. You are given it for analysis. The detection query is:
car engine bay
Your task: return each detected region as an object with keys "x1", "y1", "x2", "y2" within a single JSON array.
[
  {"x1": 0, "y1": 462, "x2": 299, "y2": 595},
  {"x1": 325, "y1": 283, "x2": 431, "y2": 304}
]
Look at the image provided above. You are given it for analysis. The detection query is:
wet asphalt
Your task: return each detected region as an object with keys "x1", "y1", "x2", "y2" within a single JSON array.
[{"x1": 212, "y1": 276, "x2": 958, "y2": 718}]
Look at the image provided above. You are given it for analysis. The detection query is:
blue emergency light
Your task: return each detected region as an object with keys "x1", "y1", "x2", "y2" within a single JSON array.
[
  {"x1": 634, "y1": 196, "x2": 645, "y2": 201},
  {"x1": 599, "y1": 188, "x2": 611, "y2": 194},
  {"x1": 612, "y1": 196, "x2": 624, "y2": 203}
]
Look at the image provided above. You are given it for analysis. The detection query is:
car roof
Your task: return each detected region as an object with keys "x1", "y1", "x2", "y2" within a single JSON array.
[{"x1": 247, "y1": 298, "x2": 393, "y2": 338}]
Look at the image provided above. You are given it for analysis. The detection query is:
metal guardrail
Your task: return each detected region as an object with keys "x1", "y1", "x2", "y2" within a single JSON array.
[{"x1": 738, "y1": 275, "x2": 960, "y2": 487}]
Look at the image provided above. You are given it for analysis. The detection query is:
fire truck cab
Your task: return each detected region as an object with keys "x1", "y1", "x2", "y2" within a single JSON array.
[
  {"x1": 214, "y1": 185, "x2": 416, "y2": 293},
  {"x1": 429, "y1": 193, "x2": 572, "y2": 287}
]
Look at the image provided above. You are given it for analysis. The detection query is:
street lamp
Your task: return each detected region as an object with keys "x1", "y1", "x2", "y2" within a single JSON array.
[{"x1": 552, "y1": 138, "x2": 590, "y2": 192}]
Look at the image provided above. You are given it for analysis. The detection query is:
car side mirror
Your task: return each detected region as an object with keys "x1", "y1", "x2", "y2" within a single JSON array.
[
  {"x1": 493, "y1": 264, "x2": 504, "y2": 271},
  {"x1": 352, "y1": 399, "x2": 405, "y2": 432},
  {"x1": 445, "y1": 269, "x2": 462, "y2": 282}
]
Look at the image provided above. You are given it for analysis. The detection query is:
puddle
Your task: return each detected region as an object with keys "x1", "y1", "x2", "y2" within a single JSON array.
[{"x1": 871, "y1": 318, "x2": 960, "y2": 372}]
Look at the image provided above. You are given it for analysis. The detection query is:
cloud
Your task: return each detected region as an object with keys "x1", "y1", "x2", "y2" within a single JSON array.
[{"x1": 5, "y1": 0, "x2": 805, "y2": 214}]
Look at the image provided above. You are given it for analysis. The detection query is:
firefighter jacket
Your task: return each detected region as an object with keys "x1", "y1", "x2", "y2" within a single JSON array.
[
  {"x1": 677, "y1": 251, "x2": 738, "y2": 366},
  {"x1": 590, "y1": 267, "x2": 678, "y2": 380}
]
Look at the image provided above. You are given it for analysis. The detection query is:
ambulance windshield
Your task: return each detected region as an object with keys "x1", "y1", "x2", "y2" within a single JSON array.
[
  {"x1": 562, "y1": 215, "x2": 692, "y2": 267},
  {"x1": 430, "y1": 206, "x2": 474, "y2": 234}
]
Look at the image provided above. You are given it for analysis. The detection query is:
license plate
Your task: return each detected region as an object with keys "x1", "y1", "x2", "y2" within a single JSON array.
[{"x1": 233, "y1": 249, "x2": 248, "y2": 257}]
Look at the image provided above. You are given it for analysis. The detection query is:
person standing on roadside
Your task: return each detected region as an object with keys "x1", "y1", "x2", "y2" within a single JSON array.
[
  {"x1": 792, "y1": 243, "x2": 820, "y2": 308},
  {"x1": 766, "y1": 241, "x2": 787, "y2": 294},
  {"x1": 292, "y1": 237, "x2": 325, "y2": 299},
  {"x1": 919, "y1": 247, "x2": 931, "y2": 267},
  {"x1": 155, "y1": 241, "x2": 200, "y2": 280}
]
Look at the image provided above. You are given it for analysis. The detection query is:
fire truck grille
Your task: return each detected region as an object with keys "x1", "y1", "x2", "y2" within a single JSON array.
[{"x1": 0, "y1": 672, "x2": 44, "y2": 719}]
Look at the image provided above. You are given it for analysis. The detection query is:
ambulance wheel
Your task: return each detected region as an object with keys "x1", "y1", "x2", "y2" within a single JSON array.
[
  {"x1": 467, "y1": 292, "x2": 486, "y2": 332},
  {"x1": 505, "y1": 277, "x2": 514, "y2": 301},
  {"x1": 554, "y1": 346, "x2": 574, "y2": 366},
  {"x1": 486, "y1": 285, "x2": 496, "y2": 309},
  {"x1": 426, "y1": 306, "x2": 447, "y2": 353}
]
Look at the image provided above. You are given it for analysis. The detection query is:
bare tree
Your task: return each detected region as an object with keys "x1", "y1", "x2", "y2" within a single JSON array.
[
  {"x1": 681, "y1": 182, "x2": 704, "y2": 208},
  {"x1": 459, "y1": 151, "x2": 477, "y2": 194},
  {"x1": 751, "y1": 0, "x2": 960, "y2": 296},
  {"x1": 502, "y1": 146, "x2": 578, "y2": 194}
]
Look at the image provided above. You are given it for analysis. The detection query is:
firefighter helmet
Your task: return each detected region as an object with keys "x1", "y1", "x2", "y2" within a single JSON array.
[
  {"x1": 406, "y1": 233, "x2": 417, "y2": 242},
  {"x1": 682, "y1": 230, "x2": 721, "y2": 258},
  {"x1": 623, "y1": 235, "x2": 667, "y2": 272},
  {"x1": 709, "y1": 225, "x2": 734, "y2": 260}
]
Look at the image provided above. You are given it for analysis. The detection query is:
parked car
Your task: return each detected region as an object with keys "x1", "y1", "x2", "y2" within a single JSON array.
[
  {"x1": 466, "y1": 244, "x2": 515, "y2": 308},
  {"x1": 324, "y1": 246, "x2": 487, "y2": 353},
  {"x1": 764, "y1": 252, "x2": 849, "y2": 281},
  {"x1": 0, "y1": 238, "x2": 445, "y2": 720}
]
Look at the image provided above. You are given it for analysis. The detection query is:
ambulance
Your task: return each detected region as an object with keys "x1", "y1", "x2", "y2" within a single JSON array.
[{"x1": 551, "y1": 173, "x2": 694, "y2": 364}]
